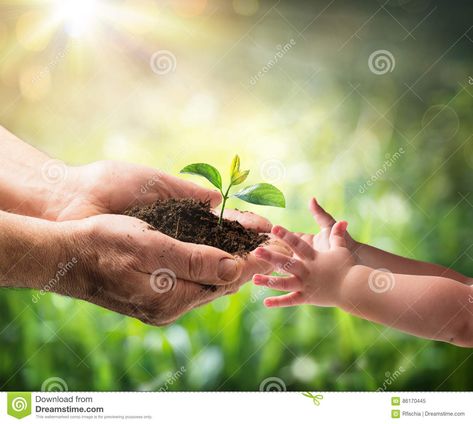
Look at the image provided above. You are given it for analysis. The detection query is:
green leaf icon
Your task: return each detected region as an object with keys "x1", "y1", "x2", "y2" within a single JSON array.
[
  {"x1": 7, "y1": 392, "x2": 32, "y2": 419},
  {"x1": 301, "y1": 392, "x2": 324, "y2": 406}
]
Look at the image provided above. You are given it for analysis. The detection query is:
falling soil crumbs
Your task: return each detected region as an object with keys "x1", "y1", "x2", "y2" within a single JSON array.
[{"x1": 125, "y1": 198, "x2": 268, "y2": 256}]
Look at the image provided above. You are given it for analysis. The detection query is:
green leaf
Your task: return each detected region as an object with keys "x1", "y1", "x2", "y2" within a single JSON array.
[
  {"x1": 233, "y1": 183, "x2": 286, "y2": 207},
  {"x1": 180, "y1": 163, "x2": 222, "y2": 190},
  {"x1": 230, "y1": 155, "x2": 240, "y2": 179},
  {"x1": 231, "y1": 169, "x2": 249, "y2": 186}
]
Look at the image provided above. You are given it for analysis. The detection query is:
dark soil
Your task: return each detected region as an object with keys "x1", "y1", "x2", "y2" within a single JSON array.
[{"x1": 125, "y1": 198, "x2": 268, "y2": 256}]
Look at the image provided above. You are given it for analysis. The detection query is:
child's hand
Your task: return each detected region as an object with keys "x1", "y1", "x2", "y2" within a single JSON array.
[
  {"x1": 300, "y1": 197, "x2": 357, "y2": 253},
  {"x1": 253, "y1": 220, "x2": 356, "y2": 308}
]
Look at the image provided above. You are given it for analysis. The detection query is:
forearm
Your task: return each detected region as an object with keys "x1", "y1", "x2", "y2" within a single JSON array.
[
  {"x1": 337, "y1": 265, "x2": 473, "y2": 347},
  {"x1": 353, "y1": 241, "x2": 472, "y2": 284},
  {"x1": 0, "y1": 125, "x2": 77, "y2": 220},
  {"x1": 0, "y1": 210, "x2": 68, "y2": 290}
]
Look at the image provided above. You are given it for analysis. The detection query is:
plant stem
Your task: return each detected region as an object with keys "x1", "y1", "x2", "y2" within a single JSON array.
[{"x1": 218, "y1": 185, "x2": 232, "y2": 225}]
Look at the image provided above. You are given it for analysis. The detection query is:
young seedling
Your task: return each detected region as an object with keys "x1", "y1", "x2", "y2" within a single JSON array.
[{"x1": 180, "y1": 155, "x2": 286, "y2": 224}]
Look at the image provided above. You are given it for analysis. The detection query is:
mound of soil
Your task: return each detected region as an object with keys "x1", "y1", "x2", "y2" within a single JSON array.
[{"x1": 125, "y1": 198, "x2": 268, "y2": 256}]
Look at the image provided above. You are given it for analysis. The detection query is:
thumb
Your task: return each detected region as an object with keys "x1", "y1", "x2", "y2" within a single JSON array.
[
  {"x1": 309, "y1": 197, "x2": 336, "y2": 229},
  {"x1": 159, "y1": 173, "x2": 222, "y2": 208},
  {"x1": 329, "y1": 221, "x2": 348, "y2": 248},
  {"x1": 172, "y1": 241, "x2": 243, "y2": 285},
  {"x1": 219, "y1": 209, "x2": 272, "y2": 233}
]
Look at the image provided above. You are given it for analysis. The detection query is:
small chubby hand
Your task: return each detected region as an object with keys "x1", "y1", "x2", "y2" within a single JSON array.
[
  {"x1": 252, "y1": 198, "x2": 356, "y2": 308},
  {"x1": 289, "y1": 197, "x2": 357, "y2": 253}
]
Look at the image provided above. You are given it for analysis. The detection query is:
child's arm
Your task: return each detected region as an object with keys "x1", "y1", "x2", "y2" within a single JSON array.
[
  {"x1": 339, "y1": 266, "x2": 473, "y2": 347},
  {"x1": 253, "y1": 219, "x2": 473, "y2": 347},
  {"x1": 309, "y1": 198, "x2": 472, "y2": 285}
]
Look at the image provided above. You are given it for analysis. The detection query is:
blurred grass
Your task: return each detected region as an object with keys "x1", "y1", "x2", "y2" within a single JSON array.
[{"x1": 1, "y1": 0, "x2": 473, "y2": 391}]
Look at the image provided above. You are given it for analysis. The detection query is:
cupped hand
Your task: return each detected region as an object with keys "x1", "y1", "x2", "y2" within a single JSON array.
[
  {"x1": 52, "y1": 160, "x2": 221, "y2": 220},
  {"x1": 51, "y1": 160, "x2": 272, "y2": 232},
  {"x1": 59, "y1": 213, "x2": 283, "y2": 326}
]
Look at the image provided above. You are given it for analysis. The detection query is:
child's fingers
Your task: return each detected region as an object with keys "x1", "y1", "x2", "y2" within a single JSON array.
[
  {"x1": 329, "y1": 221, "x2": 348, "y2": 248},
  {"x1": 264, "y1": 292, "x2": 304, "y2": 308},
  {"x1": 271, "y1": 225, "x2": 315, "y2": 259},
  {"x1": 254, "y1": 247, "x2": 308, "y2": 279},
  {"x1": 309, "y1": 197, "x2": 336, "y2": 229},
  {"x1": 253, "y1": 274, "x2": 303, "y2": 292}
]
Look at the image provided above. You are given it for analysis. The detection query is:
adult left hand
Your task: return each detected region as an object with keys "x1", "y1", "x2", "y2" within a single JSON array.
[{"x1": 48, "y1": 160, "x2": 272, "y2": 232}]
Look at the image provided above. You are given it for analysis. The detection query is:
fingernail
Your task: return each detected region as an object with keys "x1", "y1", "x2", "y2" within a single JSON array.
[
  {"x1": 253, "y1": 275, "x2": 263, "y2": 284},
  {"x1": 272, "y1": 226, "x2": 283, "y2": 236},
  {"x1": 254, "y1": 247, "x2": 266, "y2": 258},
  {"x1": 218, "y1": 257, "x2": 239, "y2": 282}
]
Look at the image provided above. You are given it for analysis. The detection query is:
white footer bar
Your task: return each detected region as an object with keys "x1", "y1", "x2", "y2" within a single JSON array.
[{"x1": 0, "y1": 392, "x2": 471, "y2": 423}]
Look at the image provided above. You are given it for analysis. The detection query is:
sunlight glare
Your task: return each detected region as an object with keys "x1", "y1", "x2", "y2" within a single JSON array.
[{"x1": 55, "y1": 0, "x2": 100, "y2": 38}]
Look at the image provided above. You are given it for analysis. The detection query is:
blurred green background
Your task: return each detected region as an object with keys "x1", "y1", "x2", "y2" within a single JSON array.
[{"x1": 1, "y1": 0, "x2": 473, "y2": 391}]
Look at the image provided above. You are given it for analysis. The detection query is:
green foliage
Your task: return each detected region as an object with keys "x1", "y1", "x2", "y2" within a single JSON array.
[
  {"x1": 180, "y1": 155, "x2": 285, "y2": 224},
  {"x1": 234, "y1": 183, "x2": 286, "y2": 207},
  {"x1": 180, "y1": 163, "x2": 222, "y2": 190}
]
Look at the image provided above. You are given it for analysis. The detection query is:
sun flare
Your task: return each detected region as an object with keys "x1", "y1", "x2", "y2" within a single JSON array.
[{"x1": 53, "y1": 0, "x2": 100, "y2": 37}]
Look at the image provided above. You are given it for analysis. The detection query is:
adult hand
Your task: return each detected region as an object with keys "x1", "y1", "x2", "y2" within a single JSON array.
[
  {"x1": 50, "y1": 161, "x2": 220, "y2": 220},
  {"x1": 47, "y1": 160, "x2": 272, "y2": 232},
  {"x1": 0, "y1": 210, "x2": 282, "y2": 326},
  {"x1": 56, "y1": 213, "x2": 283, "y2": 326},
  {"x1": 0, "y1": 126, "x2": 272, "y2": 231},
  {"x1": 0, "y1": 126, "x2": 281, "y2": 325}
]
